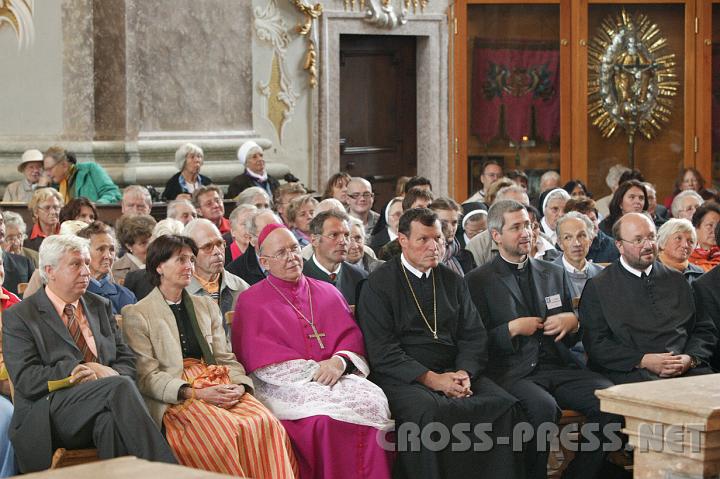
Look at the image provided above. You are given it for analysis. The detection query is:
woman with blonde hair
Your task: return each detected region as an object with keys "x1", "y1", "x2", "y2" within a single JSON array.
[{"x1": 24, "y1": 188, "x2": 63, "y2": 251}]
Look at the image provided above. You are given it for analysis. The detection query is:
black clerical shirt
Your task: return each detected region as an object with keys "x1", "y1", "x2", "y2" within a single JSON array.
[{"x1": 499, "y1": 256, "x2": 565, "y2": 368}]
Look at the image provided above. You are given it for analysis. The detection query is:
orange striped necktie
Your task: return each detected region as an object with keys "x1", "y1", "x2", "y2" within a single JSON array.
[{"x1": 64, "y1": 304, "x2": 96, "y2": 363}]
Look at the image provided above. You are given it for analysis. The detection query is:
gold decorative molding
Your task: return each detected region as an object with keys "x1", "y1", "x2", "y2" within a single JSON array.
[
  {"x1": 0, "y1": 0, "x2": 34, "y2": 49},
  {"x1": 288, "y1": 0, "x2": 323, "y2": 88}
]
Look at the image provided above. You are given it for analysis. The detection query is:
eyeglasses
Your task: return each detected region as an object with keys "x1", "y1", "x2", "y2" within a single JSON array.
[
  {"x1": 200, "y1": 198, "x2": 223, "y2": 208},
  {"x1": 38, "y1": 205, "x2": 61, "y2": 212},
  {"x1": 262, "y1": 244, "x2": 302, "y2": 261},
  {"x1": 199, "y1": 239, "x2": 226, "y2": 253},
  {"x1": 319, "y1": 232, "x2": 350, "y2": 243},
  {"x1": 347, "y1": 193, "x2": 375, "y2": 200},
  {"x1": 620, "y1": 235, "x2": 657, "y2": 247}
]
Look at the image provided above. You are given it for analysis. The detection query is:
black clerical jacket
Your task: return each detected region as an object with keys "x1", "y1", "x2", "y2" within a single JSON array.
[
  {"x1": 580, "y1": 260, "x2": 717, "y2": 374},
  {"x1": 693, "y1": 265, "x2": 720, "y2": 370},
  {"x1": 465, "y1": 256, "x2": 580, "y2": 387},
  {"x1": 357, "y1": 256, "x2": 489, "y2": 385}
]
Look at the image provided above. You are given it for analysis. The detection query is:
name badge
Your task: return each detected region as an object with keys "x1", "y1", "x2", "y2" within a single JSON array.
[{"x1": 545, "y1": 294, "x2": 562, "y2": 310}]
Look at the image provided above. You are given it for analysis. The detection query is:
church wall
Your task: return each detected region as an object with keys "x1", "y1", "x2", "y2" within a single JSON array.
[
  {"x1": 0, "y1": 0, "x2": 64, "y2": 139},
  {"x1": 0, "y1": 0, "x2": 451, "y2": 195}
]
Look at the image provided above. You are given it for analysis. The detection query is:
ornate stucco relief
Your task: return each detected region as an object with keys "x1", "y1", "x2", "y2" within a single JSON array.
[
  {"x1": 255, "y1": 0, "x2": 299, "y2": 143},
  {"x1": 0, "y1": 0, "x2": 35, "y2": 49}
]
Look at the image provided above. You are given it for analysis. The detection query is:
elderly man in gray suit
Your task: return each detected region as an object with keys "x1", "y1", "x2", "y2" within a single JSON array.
[{"x1": 2, "y1": 235, "x2": 175, "y2": 473}]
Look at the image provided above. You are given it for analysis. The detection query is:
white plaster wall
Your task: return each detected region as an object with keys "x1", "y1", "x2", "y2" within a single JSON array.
[
  {"x1": 0, "y1": 0, "x2": 64, "y2": 138},
  {"x1": 252, "y1": 0, "x2": 315, "y2": 186}
]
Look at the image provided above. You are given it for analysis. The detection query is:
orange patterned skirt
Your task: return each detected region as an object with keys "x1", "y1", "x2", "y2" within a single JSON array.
[{"x1": 163, "y1": 359, "x2": 298, "y2": 478}]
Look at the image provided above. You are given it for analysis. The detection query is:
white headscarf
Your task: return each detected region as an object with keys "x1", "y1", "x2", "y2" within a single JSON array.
[
  {"x1": 542, "y1": 188, "x2": 570, "y2": 213},
  {"x1": 236, "y1": 140, "x2": 267, "y2": 181},
  {"x1": 237, "y1": 141, "x2": 262, "y2": 166}
]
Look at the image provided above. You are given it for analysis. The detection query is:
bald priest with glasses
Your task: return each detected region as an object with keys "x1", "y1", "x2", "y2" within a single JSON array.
[
  {"x1": 231, "y1": 223, "x2": 394, "y2": 479},
  {"x1": 580, "y1": 212, "x2": 716, "y2": 385}
]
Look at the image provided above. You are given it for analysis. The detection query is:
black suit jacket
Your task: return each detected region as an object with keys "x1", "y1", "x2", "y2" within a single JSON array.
[
  {"x1": 2, "y1": 288, "x2": 136, "y2": 471},
  {"x1": 226, "y1": 244, "x2": 266, "y2": 285},
  {"x1": 691, "y1": 265, "x2": 720, "y2": 370},
  {"x1": 123, "y1": 269, "x2": 155, "y2": 301},
  {"x1": 226, "y1": 172, "x2": 280, "y2": 200},
  {"x1": 3, "y1": 250, "x2": 34, "y2": 297},
  {"x1": 303, "y1": 258, "x2": 368, "y2": 305},
  {"x1": 465, "y1": 256, "x2": 579, "y2": 387}
]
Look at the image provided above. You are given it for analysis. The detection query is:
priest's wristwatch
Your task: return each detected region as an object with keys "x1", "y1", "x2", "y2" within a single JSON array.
[{"x1": 689, "y1": 356, "x2": 699, "y2": 369}]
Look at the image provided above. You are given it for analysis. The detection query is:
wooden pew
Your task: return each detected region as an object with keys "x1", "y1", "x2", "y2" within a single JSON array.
[{"x1": 0, "y1": 200, "x2": 239, "y2": 232}]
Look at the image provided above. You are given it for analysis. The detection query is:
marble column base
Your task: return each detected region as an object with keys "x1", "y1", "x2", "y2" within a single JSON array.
[{"x1": 0, "y1": 137, "x2": 290, "y2": 195}]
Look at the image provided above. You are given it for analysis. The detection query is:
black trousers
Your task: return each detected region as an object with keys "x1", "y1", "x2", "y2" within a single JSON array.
[
  {"x1": 49, "y1": 375, "x2": 176, "y2": 464},
  {"x1": 506, "y1": 366, "x2": 620, "y2": 479},
  {"x1": 604, "y1": 365, "x2": 713, "y2": 385}
]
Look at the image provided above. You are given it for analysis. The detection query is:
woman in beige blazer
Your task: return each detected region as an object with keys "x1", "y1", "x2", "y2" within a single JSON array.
[{"x1": 122, "y1": 234, "x2": 297, "y2": 478}]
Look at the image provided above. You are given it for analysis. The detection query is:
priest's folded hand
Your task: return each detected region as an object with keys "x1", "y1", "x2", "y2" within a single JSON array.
[
  {"x1": 313, "y1": 357, "x2": 345, "y2": 387},
  {"x1": 508, "y1": 317, "x2": 544, "y2": 337},
  {"x1": 543, "y1": 312, "x2": 578, "y2": 341},
  {"x1": 420, "y1": 371, "x2": 471, "y2": 399},
  {"x1": 640, "y1": 352, "x2": 684, "y2": 377}
]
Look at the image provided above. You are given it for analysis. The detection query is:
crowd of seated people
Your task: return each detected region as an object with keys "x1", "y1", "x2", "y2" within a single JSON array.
[{"x1": 0, "y1": 144, "x2": 720, "y2": 479}]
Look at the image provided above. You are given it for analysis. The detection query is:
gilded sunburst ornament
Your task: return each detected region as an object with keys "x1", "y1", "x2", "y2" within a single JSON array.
[{"x1": 587, "y1": 9, "x2": 679, "y2": 160}]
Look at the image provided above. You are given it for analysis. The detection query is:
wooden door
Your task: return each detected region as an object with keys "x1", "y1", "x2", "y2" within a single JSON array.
[{"x1": 339, "y1": 35, "x2": 417, "y2": 210}]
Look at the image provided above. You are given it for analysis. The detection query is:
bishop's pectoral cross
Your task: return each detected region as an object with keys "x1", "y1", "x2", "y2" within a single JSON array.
[{"x1": 308, "y1": 323, "x2": 326, "y2": 349}]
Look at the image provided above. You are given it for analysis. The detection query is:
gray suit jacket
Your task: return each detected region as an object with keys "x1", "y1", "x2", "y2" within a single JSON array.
[
  {"x1": 2, "y1": 288, "x2": 135, "y2": 472},
  {"x1": 186, "y1": 270, "x2": 249, "y2": 317}
]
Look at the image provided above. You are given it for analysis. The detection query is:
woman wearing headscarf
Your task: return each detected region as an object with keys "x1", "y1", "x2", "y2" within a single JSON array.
[
  {"x1": 162, "y1": 143, "x2": 213, "y2": 201},
  {"x1": 227, "y1": 141, "x2": 279, "y2": 200},
  {"x1": 368, "y1": 196, "x2": 403, "y2": 254},
  {"x1": 540, "y1": 188, "x2": 571, "y2": 245},
  {"x1": 42, "y1": 147, "x2": 121, "y2": 204}
]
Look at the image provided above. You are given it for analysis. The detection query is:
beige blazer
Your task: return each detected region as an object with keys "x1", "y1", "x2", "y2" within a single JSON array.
[
  {"x1": 2, "y1": 180, "x2": 34, "y2": 203},
  {"x1": 111, "y1": 254, "x2": 140, "y2": 285},
  {"x1": 121, "y1": 287, "x2": 253, "y2": 426}
]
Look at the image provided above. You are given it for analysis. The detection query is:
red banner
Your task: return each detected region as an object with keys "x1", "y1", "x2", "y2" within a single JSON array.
[{"x1": 471, "y1": 39, "x2": 560, "y2": 144}]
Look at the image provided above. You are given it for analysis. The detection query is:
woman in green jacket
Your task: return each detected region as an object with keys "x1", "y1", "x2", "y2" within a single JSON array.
[{"x1": 42, "y1": 146, "x2": 122, "y2": 204}]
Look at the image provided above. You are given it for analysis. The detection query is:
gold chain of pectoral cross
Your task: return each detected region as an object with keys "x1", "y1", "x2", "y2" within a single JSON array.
[
  {"x1": 267, "y1": 278, "x2": 326, "y2": 349},
  {"x1": 401, "y1": 266, "x2": 438, "y2": 340}
]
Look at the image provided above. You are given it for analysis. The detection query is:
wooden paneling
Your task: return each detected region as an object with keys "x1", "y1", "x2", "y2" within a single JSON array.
[
  {"x1": 453, "y1": 0, "x2": 708, "y2": 201},
  {"x1": 340, "y1": 35, "x2": 417, "y2": 209}
]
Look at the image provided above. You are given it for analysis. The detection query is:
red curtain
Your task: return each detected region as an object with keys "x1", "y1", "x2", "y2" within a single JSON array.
[{"x1": 471, "y1": 39, "x2": 560, "y2": 144}]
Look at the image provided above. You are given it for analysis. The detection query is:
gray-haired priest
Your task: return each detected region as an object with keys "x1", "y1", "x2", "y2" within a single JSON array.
[{"x1": 358, "y1": 208, "x2": 526, "y2": 479}]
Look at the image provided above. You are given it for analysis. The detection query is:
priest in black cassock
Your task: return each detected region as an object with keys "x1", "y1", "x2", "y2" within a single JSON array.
[
  {"x1": 581, "y1": 212, "x2": 716, "y2": 384},
  {"x1": 357, "y1": 208, "x2": 526, "y2": 479},
  {"x1": 465, "y1": 200, "x2": 617, "y2": 479}
]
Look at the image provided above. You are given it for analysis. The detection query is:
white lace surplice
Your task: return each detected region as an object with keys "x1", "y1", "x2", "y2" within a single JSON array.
[{"x1": 251, "y1": 351, "x2": 394, "y2": 430}]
